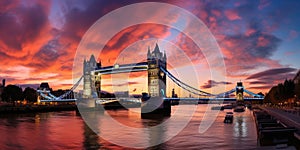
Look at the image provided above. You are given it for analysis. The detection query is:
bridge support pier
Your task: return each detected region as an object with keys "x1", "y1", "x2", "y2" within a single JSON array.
[
  {"x1": 76, "y1": 98, "x2": 96, "y2": 110},
  {"x1": 141, "y1": 97, "x2": 171, "y2": 119}
]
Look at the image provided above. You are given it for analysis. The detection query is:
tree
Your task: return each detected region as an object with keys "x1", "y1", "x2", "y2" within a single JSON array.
[
  {"x1": 295, "y1": 81, "x2": 300, "y2": 99},
  {"x1": 1, "y1": 85, "x2": 23, "y2": 102},
  {"x1": 264, "y1": 92, "x2": 271, "y2": 103},
  {"x1": 23, "y1": 87, "x2": 37, "y2": 102},
  {"x1": 283, "y1": 79, "x2": 295, "y2": 99}
]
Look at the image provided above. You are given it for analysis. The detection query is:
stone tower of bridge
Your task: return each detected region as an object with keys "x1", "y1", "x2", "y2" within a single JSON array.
[
  {"x1": 147, "y1": 43, "x2": 167, "y2": 97},
  {"x1": 236, "y1": 82, "x2": 244, "y2": 101},
  {"x1": 83, "y1": 55, "x2": 101, "y2": 98}
]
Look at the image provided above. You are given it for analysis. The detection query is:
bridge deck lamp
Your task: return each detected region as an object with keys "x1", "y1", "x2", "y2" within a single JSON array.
[
  {"x1": 114, "y1": 64, "x2": 120, "y2": 69},
  {"x1": 160, "y1": 72, "x2": 164, "y2": 77}
]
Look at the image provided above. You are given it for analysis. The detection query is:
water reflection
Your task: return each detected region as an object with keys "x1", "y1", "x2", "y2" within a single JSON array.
[
  {"x1": 233, "y1": 115, "x2": 247, "y2": 138},
  {"x1": 142, "y1": 119, "x2": 167, "y2": 149},
  {"x1": 83, "y1": 122, "x2": 100, "y2": 149},
  {"x1": 0, "y1": 105, "x2": 259, "y2": 149}
]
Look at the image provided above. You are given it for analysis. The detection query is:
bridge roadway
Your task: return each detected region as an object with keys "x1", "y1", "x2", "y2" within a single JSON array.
[
  {"x1": 165, "y1": 97, "x2": 263, "y2": 101},
  {"x1": 41, "y1": 97, "x2": 263, "y2": 103}
]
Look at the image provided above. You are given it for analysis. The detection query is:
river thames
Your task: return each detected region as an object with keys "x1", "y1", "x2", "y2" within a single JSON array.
[{"x1": 0, "y1": 105, "x2": 258, "y2": 149}]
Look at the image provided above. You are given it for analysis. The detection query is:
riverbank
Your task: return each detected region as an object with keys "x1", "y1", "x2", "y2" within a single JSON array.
[
  {"x1": 0, "y1": 104, "x2": 77, "y2": 114},
  {"x1": 254, "y1": 106, "x2": 300, "y2": 149}
]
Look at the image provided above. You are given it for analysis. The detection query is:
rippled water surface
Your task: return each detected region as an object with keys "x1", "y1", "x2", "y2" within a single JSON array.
[{"x1": 0, "y1": 105, "x2": 258, "y2": 149}]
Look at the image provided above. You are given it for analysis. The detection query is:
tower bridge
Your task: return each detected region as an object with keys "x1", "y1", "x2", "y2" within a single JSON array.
[{"x1": 37, "y1": 43, "x2": 263, "y2": 117}]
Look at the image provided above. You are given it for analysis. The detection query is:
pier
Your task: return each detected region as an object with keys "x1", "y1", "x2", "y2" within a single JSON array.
[{"x1": 259, "y1": 106, "x2": 300, "y2": 139}]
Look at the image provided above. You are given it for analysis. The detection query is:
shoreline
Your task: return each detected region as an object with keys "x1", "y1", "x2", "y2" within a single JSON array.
[{"x1": 0, "y1": 104, "x2": 77, "y2": 114}]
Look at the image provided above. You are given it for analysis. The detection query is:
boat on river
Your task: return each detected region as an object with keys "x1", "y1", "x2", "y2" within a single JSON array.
[
  {"x1": 224, "y1": 112, "x2": 233, "y2": 123},
  {"x1": 234, "y1": 106, "x2": 245, "y2": 112},
  {"x1": 211, "y1": 106, "x2": 224, "y2": 110}
]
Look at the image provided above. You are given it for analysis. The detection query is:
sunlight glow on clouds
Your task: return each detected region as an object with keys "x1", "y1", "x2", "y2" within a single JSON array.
[{"x1": 0, "y1": 0, "x2": 299, "y2": 95}]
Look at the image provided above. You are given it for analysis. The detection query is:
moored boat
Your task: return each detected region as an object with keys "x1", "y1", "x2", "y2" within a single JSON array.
[
  {"x1": 234, "y1": 106, "x2": 245, "y2": 112},
  {"x1": 211, "y1": 106, "x2": 224, "y2": 110},
  {"x1": 224, "y1": 112, "x2": 233, "y2": 123}
]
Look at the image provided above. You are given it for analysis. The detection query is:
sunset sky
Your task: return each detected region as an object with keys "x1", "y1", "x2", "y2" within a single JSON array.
[{"x1": 0, "y1": 0, "x2": 299, "y2": 97}]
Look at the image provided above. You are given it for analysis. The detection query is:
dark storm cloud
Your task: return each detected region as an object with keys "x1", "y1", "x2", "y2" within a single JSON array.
[
  {"x1": 201, "y1": 80, "x2": 232, "y2": 89},
  {"x1": 225, "y1": 31, "x2": 281, "y2": 58},
  {"x1": 0, "y1": 2, "x2": 49, "y2": 52},
  {"x1": 248, "y1": 85, "x2": 273, "y2": 90},
  {"x1": 30, "y1": 40, "x2": 61, "y2": 69},
  {"x1": 247, "y1": 68, "x2": 296, "y2": 80},
  {"x1": 248, "y1": 81, "x2": 267, "y2": 85}
]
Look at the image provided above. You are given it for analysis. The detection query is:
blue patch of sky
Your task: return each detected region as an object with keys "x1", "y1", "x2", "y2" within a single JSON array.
[{"x1": 164, "y1": 15, "x2": 187, "y2": 42}]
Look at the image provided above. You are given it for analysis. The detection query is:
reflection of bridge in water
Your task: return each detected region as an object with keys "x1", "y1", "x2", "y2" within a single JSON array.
[{"x1": 37, "y1": 44, "x2": 263, "y2": 114}]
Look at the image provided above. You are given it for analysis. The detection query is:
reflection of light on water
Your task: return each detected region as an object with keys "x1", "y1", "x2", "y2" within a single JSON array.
[{"x1": 233, "y1": 115, "x2": 247, "y2": 138}]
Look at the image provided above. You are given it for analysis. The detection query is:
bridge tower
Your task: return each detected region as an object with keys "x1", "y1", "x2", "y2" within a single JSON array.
[
  {"x1": 236, "y1": 82, "x2": 244, "y2": 102},
  {"x1": 142, "y1": 43, "x2": 170, "y2": 118},
  {"x1": 83, "y1": 55, "x2": 101, "y2": 98},
  {"x1": 147, "y1": 43, "x2": 167, "y2": 97}
]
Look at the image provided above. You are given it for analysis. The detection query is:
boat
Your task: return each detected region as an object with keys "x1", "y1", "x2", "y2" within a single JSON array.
[
  {"x1": 211, "y1": 106, "x2": 224, "y2": 110},
  {"x1": 234, "y1": 106, "x2": 245, "y2": 112},
  {"x1": 224, "y1": 112, "x2": 233, "y2": 123},
  {"x1": 245, "y1": 103, "x2": 252, "y2": 109},
  {"x1": 223, "y1": 104, "x2": 233, "y2": 109}
]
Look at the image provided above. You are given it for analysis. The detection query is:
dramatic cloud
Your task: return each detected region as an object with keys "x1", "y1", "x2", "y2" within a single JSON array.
[
  {"x1": 0, "y1": 0, "x2": 299, "y2": 95},
  {"x1": 246, "y1": 68, "x2": 297, "y2": 80},
  {"x1": 248, "y1": 85, "x2": 273, "y2": 90},
  {"x1": 245, "y1": 68, "x2": 297, "y2": 91},
  {"x1": 248, "y1": 81, "x2": 268, "y2": 85},
  {"x1": 201, "y1": 80, "x2": 232, "y2": 89}
]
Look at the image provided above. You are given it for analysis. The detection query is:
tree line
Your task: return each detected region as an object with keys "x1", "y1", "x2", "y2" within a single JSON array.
[
  {"x1": 264, "y1": 79, "x2": 300, "y2": 104},
  {"x1": 1, "y1": 85, "x2": 37, "y2": 103}
]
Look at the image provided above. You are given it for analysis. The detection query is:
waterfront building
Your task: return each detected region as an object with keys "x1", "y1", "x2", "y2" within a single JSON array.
[{"x1": 38, "y1": 82, "x2": 52, "y2": 91}]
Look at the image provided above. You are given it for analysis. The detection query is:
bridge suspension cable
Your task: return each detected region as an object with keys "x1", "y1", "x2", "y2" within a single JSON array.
[
  {"x1": 161, "y1": 67, "x2": 244, "y2": 98},
  {"x1": 38, "y1": 76, "x2": 83, "y2": 101},
  {"x1": 244, "y1": 89, "x2": 263, "y2": 98},
  {"x1": 57, "y1": 76, "x2": 83, "y2": 99},
  {"x1": 39, "y1": 92, "x2": 53, "y2": 100},
  {"x1": 214, "y1": 88, "x2": 236, "y2": 98},
  {"x1": 160, "y1": 67, "x2": 214, "y2": 96}
]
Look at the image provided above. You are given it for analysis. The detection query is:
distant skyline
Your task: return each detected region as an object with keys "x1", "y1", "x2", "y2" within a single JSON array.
[{"x1": 0, "y1": 0, "x2": 299, "y2": 96}]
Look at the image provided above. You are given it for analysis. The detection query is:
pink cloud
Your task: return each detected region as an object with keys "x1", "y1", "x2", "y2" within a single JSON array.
[
  {"x1": 258, "y1": 0, "x2": 271, "y2": 10},
  {"x1": 224, "y1": 9, "x2": 241, "y2": 21},
  {"x1": 257, "y1": 36, "x2": 270, "y2": 47},
  {"x1": 245, "y1": 28, "x2": 256, "y2": 36}
]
